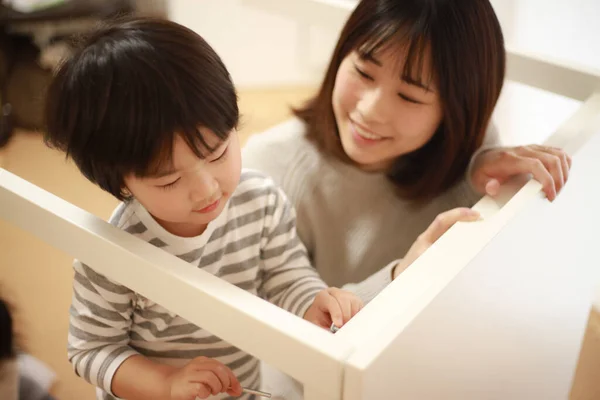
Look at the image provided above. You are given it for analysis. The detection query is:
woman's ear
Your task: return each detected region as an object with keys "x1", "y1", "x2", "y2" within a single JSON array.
[{"x1": 120, "y1": 187, "x2": 132, "y2": 199}]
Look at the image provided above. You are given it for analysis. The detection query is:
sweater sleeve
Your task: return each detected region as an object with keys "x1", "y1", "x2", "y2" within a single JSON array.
[
  {"x1": 466, "y1": 121, "x2": 503, "y2": 191},
  {"x1": 341, "y1": 260, "x2": 398, "y2": 304},
  {"x1": 68, "y1": 261, "x2": 139, "y2": 396},
  {"x1": 244, "y1": 123, "x2": 398, "y2": 305},
  {"x1": 243, "y1": 121, "x2": 318, "y2": 256},
  {"x1": 243, "y1": 127, "x2": 294, "y2": 193},
  {"x1": 0, "y1": 360, "x2": 18, "y2": 400}
]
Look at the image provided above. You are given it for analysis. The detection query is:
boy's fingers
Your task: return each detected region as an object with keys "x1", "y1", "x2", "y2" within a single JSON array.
[
  {"x1": 329, "y1": 289, "x2": 353, "y2": 324},
  {"x1": 320, "y1": 293, "x2": 343, "y2": 327},
  {"x1": 226, "y1": 367, "x2": 242, "y2": 396},
  {"x1": 189, "y1": 371, "x2": 222, "y2": 395},
  {"x1": 194, "y1": 382, "x2": 212, "y2": 399},
  {"x1": 351, "y1": 297, "x2": 363, "y2": 316},
  {"x1": 209, "y1": 364, "x2": 231, "y2": 394}
]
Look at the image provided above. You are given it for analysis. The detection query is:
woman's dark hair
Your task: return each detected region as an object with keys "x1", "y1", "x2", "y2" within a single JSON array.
[
  {"x1": 45, "y1": 17, "x2": 239, "y2": 200},
  {"x1": 295, "y1": 0, "x2": 505, "y2": 199},
  {"x1": 0, "y1": 298, "x2": 14, "y2": 360}
]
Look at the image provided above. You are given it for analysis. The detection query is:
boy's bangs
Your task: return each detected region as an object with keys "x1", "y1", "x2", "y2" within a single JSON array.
[{"x1": 139, "y1": 125, "x2": 230, "y2": 178}]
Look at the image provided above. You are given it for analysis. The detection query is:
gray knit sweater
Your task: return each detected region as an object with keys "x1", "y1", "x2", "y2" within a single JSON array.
[{"x1": 243, "y1": 118, "x2": 499, "y2": 303}]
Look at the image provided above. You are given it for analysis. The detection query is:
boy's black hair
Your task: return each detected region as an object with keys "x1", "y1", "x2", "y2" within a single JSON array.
[{"x1": 44, "y1": 17, "x2": 239, "y2": 200}]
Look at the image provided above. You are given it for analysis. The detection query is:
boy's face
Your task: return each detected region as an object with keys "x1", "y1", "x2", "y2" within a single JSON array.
[{"x1": 124, "y1": 129, "x2": 242, "y2": 237}]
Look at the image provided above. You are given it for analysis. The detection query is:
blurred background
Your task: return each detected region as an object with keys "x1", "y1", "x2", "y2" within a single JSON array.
[{"x1": 0, "y1": 1, "x2": 599, "y2": 399}]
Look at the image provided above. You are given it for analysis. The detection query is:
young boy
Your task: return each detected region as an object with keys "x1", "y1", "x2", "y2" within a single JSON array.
[{"x1": 44, "y1": 18, "x2": 363, "y2": 400}]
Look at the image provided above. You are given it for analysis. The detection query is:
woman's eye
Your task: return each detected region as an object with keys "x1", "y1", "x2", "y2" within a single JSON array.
[
  {"x1": 354, "y1": 65, "x2": 374, "y2": 81},
  {"x1": 398, "y1": 93, "x2": 421, "y2": 104}
]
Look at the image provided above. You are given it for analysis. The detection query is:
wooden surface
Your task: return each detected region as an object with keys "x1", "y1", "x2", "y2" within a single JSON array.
[{"x1": 570, "y1": 307, "x2": 600, "y2": 400}]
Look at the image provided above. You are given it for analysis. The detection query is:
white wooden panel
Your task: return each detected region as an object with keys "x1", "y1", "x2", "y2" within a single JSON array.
[
  {"x1": 342, "y1": 129, "x2": 600, "y2": 400},
  {"x1": 0, "y1": 170, "x2": 352, "y2": 399},
  {"x1": 506, "y1": 48, "x2": 600, "y2": 102}
]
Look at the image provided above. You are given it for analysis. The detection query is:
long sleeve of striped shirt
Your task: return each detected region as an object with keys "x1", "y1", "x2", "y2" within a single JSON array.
[
  {"x1": 66, "y1": 170, "x2": 328, "y2": 399},
  {"x1": 256, "y1": 182, "x2": 328, "y2": 318},
  {"x1": 68, "y1": 261, "x2": 138, "y2": 396}
]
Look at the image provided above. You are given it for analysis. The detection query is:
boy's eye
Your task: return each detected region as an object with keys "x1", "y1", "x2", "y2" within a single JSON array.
[
  {"x1": 158, "y1": 178, "x2": 180, "y2": 190},
  {"x1": 354, "y1": 65, "x2": 374, "y2": 81},
  {"x1": 211, "y1": 145, "x2": 229, "y2": 163}
]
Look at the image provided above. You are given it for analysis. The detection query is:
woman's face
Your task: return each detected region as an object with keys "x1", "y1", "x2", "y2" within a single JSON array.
[{"x1": 332, "y1": 45, "x2": 443, "y2": 171}]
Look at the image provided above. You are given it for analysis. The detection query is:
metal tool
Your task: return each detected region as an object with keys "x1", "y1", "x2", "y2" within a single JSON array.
[
  {"x1": 196, "y1": 387, "x2": 271, "y2": 399},
  {"x1": 330, "y1": 322, "x2": 340, "y2": 333},
  {"x1": 242, "y1": 387, "x2": 272, "y2": 398}
]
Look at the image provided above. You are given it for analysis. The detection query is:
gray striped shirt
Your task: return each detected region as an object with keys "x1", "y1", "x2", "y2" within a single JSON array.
[{"x1": 67, "y1": 171, "x2": 328, "y2": 399}]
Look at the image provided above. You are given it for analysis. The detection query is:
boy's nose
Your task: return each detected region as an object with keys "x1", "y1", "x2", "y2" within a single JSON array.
[{"x1": 189, "y1": 172, "x2": 219, "y2": 204}]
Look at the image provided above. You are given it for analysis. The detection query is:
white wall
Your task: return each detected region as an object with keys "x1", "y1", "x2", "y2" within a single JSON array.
[{"x1": 168, "y1": 0, "x2": 341, "y2": 89}]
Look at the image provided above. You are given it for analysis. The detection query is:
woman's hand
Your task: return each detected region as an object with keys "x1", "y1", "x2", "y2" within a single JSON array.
[
  {"x1": 470, "y1": 145, "x2": 572, "y2": 201},
  {"x1": 393, "y1": 208, "x2": 481, "y2": 280}
]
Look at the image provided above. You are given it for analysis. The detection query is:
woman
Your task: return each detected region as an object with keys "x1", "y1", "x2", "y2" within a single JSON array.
[
  {"x1": 243, "y1": 0, "x2": 570, "y2": 304},
  {"x1": 244, "y1": 0, "x2": 571, "y2": 397}
]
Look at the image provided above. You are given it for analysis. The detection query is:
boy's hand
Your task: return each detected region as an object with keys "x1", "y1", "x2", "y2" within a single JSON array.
[
  {"x1": 303, "y1": 288, "x2": 363, "y2": 329},
  {"x1": 166, "y1": 356, "x2": 242, "y2": 399}
]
